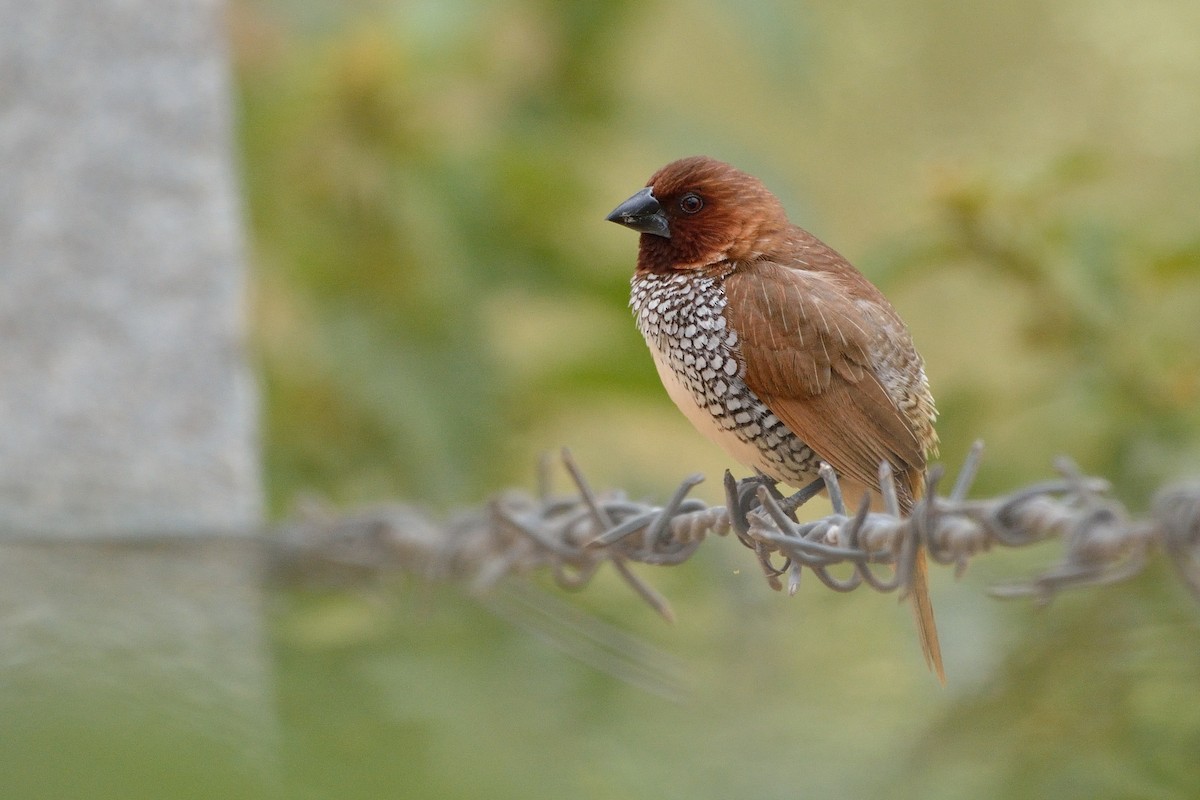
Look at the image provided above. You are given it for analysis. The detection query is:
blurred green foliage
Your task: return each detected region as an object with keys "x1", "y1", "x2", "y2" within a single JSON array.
[
  {"x1": 233, "y1": 1, "x2": 1200, "y2": 798},
  {"x1": 885, "y1": 157, "x2": 1200, "y2": 503},
  {"x1": 239, "y1": 0, "x2": 652, "y2": 510}
]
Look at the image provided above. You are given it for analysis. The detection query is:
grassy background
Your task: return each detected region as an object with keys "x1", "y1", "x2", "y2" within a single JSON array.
[{"x1": 232, "y1": 1, "x2": 1200, "y2": 797}]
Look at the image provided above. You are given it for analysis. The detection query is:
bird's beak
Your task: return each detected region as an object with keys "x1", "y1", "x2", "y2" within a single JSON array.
[{"x1": 605, "y1": 187, "x2": 671, "y2": 238}]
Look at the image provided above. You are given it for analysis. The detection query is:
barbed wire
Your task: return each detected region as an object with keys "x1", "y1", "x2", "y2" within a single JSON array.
[{"x1": 269, "y1": 442, "x2": 1200, "y2": 621}]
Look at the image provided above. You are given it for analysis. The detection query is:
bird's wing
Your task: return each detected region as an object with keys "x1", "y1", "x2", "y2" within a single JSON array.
[{"x1": 723, "y1": 258, "x2": 925, "y2": 503}]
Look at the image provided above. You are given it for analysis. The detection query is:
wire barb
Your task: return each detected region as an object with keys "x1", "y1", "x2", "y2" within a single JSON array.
[{"x1": 270, "y1": 447, "x2": 1200, "y2": 619}]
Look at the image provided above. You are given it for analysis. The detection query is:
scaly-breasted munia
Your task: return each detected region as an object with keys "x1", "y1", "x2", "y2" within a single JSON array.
[{"x1": 607, "y1": 156, "x2": 944, "y2": 681}]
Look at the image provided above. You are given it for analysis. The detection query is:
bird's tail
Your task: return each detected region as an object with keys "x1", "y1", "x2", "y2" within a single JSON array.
[
  {"x1": 909, "y1": 548, "x2": 945, "y2": 684},
  {"x1": 903, "y1": 470, "x2": 945, "y2": 684},
  {"x1": 841, "y1": 472, "x2": 945, "y2": 683}
]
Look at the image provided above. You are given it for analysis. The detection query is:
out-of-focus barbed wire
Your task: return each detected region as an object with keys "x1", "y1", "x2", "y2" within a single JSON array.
[{"x1": 269, "y1": 442, "x2": 1200, "y2": 620}]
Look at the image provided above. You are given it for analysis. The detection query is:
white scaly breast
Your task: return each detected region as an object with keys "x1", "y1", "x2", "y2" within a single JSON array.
[
  {"x1": 644, "y1": 339, "x2": 785, "y2": 477},
  {"x1": 630, "y1": 270, "x2": 820, "y2": 485}
]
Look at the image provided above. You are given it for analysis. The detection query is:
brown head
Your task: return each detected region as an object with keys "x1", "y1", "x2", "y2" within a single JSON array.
[{"x1": 606, "y1": 156, "x2": 791, "y2": 273}]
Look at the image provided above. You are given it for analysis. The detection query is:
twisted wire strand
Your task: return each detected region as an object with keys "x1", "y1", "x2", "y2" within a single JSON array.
[{"x1": 270, "y1": 444, "x2": 1200, "y2": 617}]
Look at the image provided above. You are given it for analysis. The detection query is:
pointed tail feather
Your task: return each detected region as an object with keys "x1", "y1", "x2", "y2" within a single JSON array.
[
  {"x1": 901, "y1": 470, "x2": 945, "y2": 683},
  {"x1": 909, "y1": 547, "x2": 945, "y2": 684},
  {"x1": 832, "y1": 472, "x2": 945, "y2": 682}
]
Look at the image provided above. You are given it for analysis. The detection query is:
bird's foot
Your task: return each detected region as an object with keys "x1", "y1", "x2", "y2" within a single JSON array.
[
  {"x1": 724, "y1": 471, "x2": 770, "y2": 546},
  {"x1": 724, "y1": 472, "x2": 823, "y2": 538},
  {"x1": 731, "y1": 474, "x2": 827, "y2": 589}
]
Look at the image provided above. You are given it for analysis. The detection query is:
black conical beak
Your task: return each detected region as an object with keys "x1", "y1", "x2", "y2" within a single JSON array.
[{"x1": 605, "y1": 186, "x2": 671, "y2": 238}]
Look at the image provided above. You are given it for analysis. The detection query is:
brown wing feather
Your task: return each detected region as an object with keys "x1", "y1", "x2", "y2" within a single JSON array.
[
  {"x1": 725, "y1": 256, "x2": 946, "y2": 684},
  {"x1": 724, "y1": 259, "x2": 925, "y2": 497}
]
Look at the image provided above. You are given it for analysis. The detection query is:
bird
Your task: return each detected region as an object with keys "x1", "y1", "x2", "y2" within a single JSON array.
[{"x1": 606, "y1": 156, "x2": 944, "y2": 682}]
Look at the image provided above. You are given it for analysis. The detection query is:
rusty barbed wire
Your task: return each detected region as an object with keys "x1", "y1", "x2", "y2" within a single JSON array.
[{"x1": 269, "y1": 442, "x2": 1200, "y2": 619}]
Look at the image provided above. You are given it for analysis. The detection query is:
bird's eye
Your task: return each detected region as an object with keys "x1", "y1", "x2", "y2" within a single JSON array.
[{"x1": 679, "y1": 193, "x2": 704, "y2": 214}]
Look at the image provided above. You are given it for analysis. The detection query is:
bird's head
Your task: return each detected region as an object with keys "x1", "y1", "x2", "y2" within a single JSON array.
[{"x1": 606, "y1": 156, "x2": 790, "y2": 274}]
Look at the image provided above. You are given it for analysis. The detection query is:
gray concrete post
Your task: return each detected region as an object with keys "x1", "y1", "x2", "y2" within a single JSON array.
[
  {"x1": 0, "y1": 1, "x2": 277, "y2": 796},
  {"x1": 0, "y1": 0, "x2": 262, "y2": 537}
]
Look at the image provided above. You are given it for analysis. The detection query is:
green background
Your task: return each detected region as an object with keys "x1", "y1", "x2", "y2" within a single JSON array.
[{"x1": 236, "y1": 1, "x2": 1200, "y2": 797}]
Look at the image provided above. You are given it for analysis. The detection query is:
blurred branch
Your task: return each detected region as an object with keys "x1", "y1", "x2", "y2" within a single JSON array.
[{"x1": 269, "y1": 443, "x2": 1200, "y2": 617}]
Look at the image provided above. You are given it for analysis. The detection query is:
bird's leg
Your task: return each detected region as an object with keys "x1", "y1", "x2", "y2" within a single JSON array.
[
  {"x1": 778, "y1": 477, "x2": 826, "y2": 520},
  {"x1": 747, "y1": 468, "x2": 782, "y2": 496}
]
